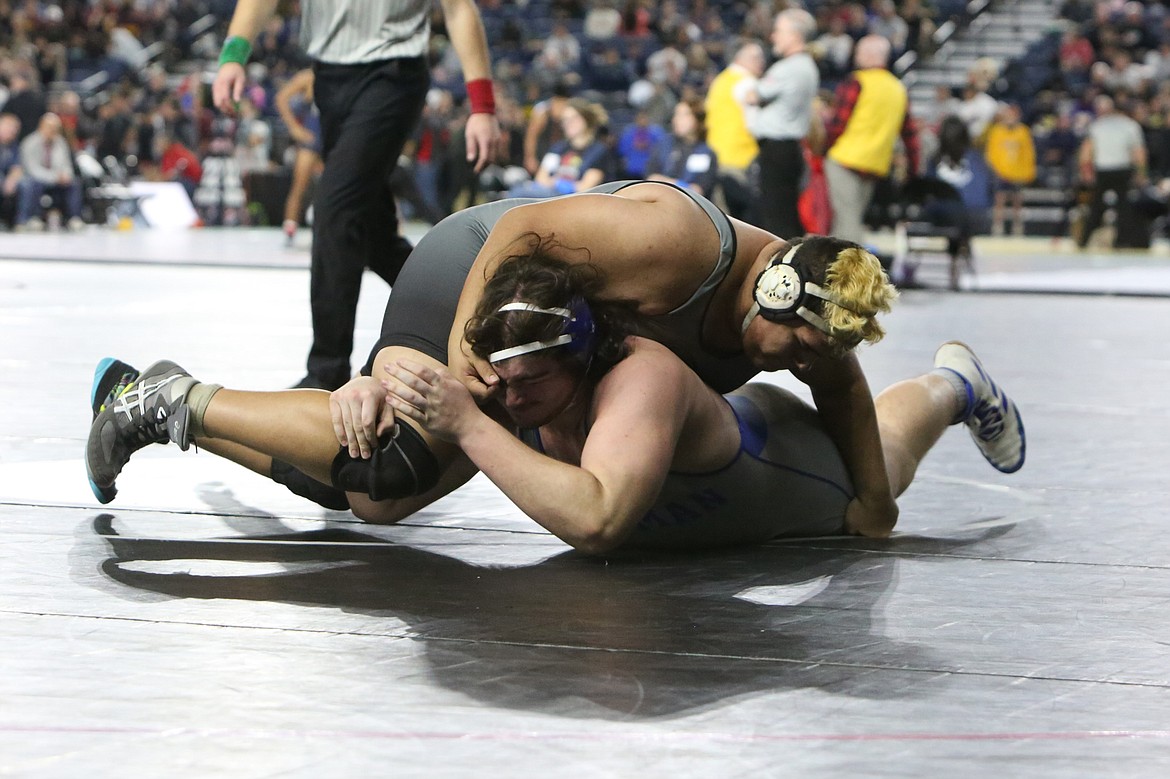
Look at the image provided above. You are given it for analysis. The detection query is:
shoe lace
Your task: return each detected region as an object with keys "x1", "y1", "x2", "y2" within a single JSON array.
[
  {"x1": 123, "y1": 409, "x2": 170, "y2": 445},
  {"x1": 970, "y1": 392, "x2": 1005, "y2": 442},
  {"x1": 114, "y1": 383, "x2": 173, "y2": 445}
]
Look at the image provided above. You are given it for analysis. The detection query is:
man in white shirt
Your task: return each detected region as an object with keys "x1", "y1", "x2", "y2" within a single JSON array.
[
  {"x1": 745, "y1": 9, "x2": 819, "y2": 237},
  {"x1": 1077, "y1": 94, "x2": 1148, "y2": 248},
  {"x1": 16, "y1": 113, "x2": 83, "y2": 231}
]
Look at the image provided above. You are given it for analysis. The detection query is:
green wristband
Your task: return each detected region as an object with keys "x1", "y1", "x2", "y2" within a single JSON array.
[{"x1": 218, "y1": 35, "x2": 252, "y2": 68}]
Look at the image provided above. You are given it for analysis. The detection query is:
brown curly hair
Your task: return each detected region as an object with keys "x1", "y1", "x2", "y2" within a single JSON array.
[{"x1": 465, "y1": 233, "x2": 639, "y2": 381}]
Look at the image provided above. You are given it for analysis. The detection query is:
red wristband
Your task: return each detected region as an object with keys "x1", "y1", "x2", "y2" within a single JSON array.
[{"x1": 467, "y1": 78, "x2": 496, "y2": 115}]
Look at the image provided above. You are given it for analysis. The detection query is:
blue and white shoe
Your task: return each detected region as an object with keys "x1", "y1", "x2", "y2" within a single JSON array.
[
  {"x1": 933, "y1": 341, "x2": 1026, "y2": 473},
  {"x1": 85, "y1": 359, "x2": 196, "y2": 504}
]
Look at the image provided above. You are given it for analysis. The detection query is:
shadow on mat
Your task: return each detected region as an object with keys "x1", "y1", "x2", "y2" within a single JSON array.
[{"x1": 88, "y1": 512, "x2": 1015, "y2": 721}]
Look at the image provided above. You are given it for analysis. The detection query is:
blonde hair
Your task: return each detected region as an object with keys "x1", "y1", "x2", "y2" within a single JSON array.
[{"x1": 822, "y1": 245, "x2": 898, "y2": 351}]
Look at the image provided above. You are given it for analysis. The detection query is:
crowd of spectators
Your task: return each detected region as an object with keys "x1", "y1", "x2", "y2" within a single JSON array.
[
  {"x1": 916, "y1": 0, "x2": 1170, "y2": 247},
  {"x1": 2, "y1": 0, "x2": 1167, "y2": 249}
]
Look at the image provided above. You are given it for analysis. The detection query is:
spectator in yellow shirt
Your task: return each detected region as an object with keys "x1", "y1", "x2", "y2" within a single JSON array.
[
  {"x1": 984, "y1": 103, "x2": 1036, "y2": 236},
  {"x1": 704, "y1": 42, "x2": 765, "y2": 220}
]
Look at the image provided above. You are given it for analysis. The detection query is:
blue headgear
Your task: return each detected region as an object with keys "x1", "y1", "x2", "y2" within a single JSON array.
[
  {"x1": 488, "y1": 297, "x2": 597, "y2": 364},
  {"x1": 740, "y1": 243, "x2": 862, "y2": 337}
]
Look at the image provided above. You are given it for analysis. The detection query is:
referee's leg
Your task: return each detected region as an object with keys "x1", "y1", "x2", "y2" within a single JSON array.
[{"x1": 304, "y1": 61, "x2": 429, "y2": 388}]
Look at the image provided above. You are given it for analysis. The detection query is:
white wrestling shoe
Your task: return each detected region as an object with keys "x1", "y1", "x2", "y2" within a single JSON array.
[{"x1": 933, "y1": 341, "x2": 1026, "y2": 473}]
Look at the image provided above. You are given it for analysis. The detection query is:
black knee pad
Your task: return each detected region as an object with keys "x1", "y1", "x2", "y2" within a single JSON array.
[
  {"x1": 330, "y1": 423, "x2": 440, "y2": 501},
  {"x1": 271, "y1": 459, "x2": 351, "y2": 511}
]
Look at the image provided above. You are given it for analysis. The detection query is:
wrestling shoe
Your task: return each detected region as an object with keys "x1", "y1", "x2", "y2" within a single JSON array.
[
  {"x1": 933, "y1": 341, "x2": 1026, "y2": 473},
  {"x1": 86, "y1": 360, "x2": 197, "y2": 504},
  {"x1": 90, "y1": 358, "x2": 139, "y2": 421}
]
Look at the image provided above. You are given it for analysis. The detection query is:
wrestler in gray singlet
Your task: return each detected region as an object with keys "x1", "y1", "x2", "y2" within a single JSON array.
[
  {"x1": 354, "y1": 182, "x2": 851, "y2": 540},
  {"x1": 362, "y1": 180, "x2": 757, "y2": 392},
  {"x1": 520, "y1": 384, "x2": 853, "y2": 550}
]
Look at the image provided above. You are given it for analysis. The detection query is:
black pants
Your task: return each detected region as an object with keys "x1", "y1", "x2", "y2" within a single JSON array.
[
  {"x1": 306, "y1": 57, "x2": 430, "y2": 386},
  {"x1": 756, "y1": 138, "x2": 805, "y2": 238},
  {"x1": 1078, "y1": 167, "x2": 1133, "y2": 248}
]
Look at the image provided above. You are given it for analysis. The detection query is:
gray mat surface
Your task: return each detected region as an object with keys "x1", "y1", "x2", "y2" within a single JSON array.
[{"x1": 1, "y1": 229, "x2": 1168, "y2": 777}]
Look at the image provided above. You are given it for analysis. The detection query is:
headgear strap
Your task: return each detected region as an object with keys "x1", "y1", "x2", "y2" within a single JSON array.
[
  {"x1": 740, "y1": 244, "x2": 863, "y2": 337},
  {"x1": 489, "y1": 301, "x2": 592, "y2": 363}
]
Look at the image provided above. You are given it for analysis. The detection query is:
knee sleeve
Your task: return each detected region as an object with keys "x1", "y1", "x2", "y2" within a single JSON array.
[
  {"x1": 330, "y1": 422, "x2": 440, "y2": 501},
  {"x1": 271, "y1": 459, "x2": 351, "y2": 511}
]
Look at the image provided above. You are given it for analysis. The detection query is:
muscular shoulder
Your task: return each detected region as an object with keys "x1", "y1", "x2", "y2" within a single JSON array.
[
  {"x1": 615, "y1": 336, "x2": 689, "y2": 374},
  {"x1": 595, "y1": 337, "x2": 696, "y2": 405},
  {"x1": 500, "y1": 187, "x2": 721, "y2": 310}
]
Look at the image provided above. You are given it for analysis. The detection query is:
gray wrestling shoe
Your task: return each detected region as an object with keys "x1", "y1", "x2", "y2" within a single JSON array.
[
  {"x1": 86, "y1": 360, "x2": 197, "y2": 504},
  {"x1": 933, "y1": 342, "x2": 1026, "y2": 473}
]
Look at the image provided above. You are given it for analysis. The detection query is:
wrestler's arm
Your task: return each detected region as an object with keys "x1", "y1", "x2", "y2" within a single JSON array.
[
  {"x1": 386, "y1": 354, "x2": 688, "y2": 554},
  {"x1": 797, "y1": 353, "x2": 899, "y2": 537},
  {"x1": 274, "y1": 70, "x2": 314, "y2": 144},
  {"x1": 1078, "y1": 137, "x2": 1094, "y2": 183},
  {"x1": 446, "y1": 192, "x2": 682, "y2": 394},
  {"x1": 523, "y1": 106, "x2": 550, "y2": 174}
]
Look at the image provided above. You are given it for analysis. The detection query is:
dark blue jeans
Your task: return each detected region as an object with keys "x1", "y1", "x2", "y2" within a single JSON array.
[{"x1": 17, "y1": 178, "x2": 82, "y2": 224}]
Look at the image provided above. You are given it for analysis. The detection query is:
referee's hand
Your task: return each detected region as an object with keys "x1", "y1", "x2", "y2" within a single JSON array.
[
  {"x1": 465, "y1": 113, "x2": 501, "y2": 174},
  {"x1": 212, "y1": 63, "x2": 247, "y2": 115}
]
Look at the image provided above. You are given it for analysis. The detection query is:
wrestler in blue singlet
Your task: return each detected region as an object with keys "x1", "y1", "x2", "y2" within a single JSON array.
[
  {"x1": 292, "y1": 95, "x2": 323, "y2": 156},
  {"x1": 519, "y1": 383, "x2": 853, "y2": 549}
]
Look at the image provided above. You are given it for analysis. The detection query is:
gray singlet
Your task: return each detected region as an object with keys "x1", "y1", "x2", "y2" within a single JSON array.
[{"x1": 362, "y1": 181, "x2": 757, "y2": 391}]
